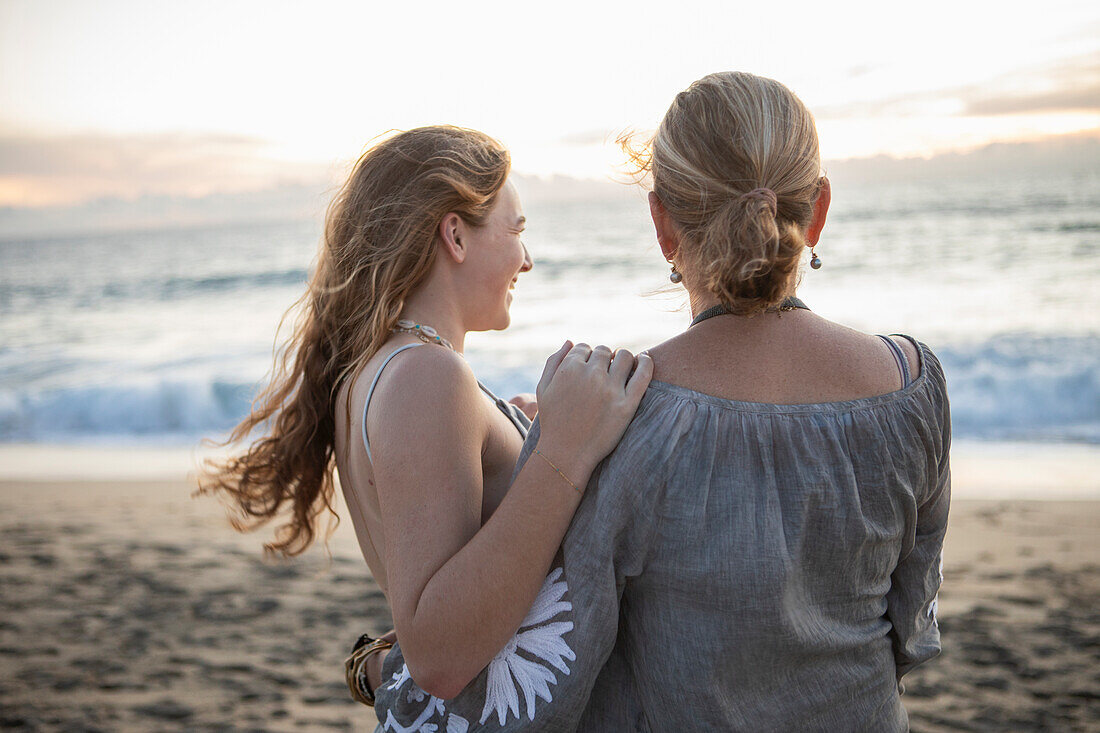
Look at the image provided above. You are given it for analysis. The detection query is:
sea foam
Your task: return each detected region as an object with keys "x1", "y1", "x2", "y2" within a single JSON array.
[{"x1": 0, "y1": 334, "x2": 1095, "y2": 444}]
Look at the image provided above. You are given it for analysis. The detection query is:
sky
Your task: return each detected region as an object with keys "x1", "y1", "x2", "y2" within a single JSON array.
[{"x1": 1, "y1": 0, "x2": 1098, "y2": 210}]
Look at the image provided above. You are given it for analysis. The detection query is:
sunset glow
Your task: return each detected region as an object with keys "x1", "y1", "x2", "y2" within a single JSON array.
[{"x1": 1, "y1": 0, "x2": 1098, "y2": 208}]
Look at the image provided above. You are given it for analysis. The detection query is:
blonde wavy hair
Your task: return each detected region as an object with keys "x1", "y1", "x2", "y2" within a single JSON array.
[
  {"x1": 622, "y1": 71, "x2": 824, "y2": 314},
  {"x1": 198, "y1": 125, "x2": 510, "y2": 556}
]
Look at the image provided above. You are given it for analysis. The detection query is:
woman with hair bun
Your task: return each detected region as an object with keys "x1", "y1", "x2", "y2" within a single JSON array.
[{"x1": 375, "y1": 74, "x2": 950, "y2": 732}]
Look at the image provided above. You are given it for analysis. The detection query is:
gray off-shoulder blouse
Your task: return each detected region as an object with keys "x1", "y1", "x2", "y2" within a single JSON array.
[{"x1": 373, "y1": 337, "x2": 951, "y2": 733}]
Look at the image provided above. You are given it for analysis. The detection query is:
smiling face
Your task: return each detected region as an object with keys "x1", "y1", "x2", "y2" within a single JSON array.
[{"x1": 458, "y1": 181, "x2": 532, "y2": 331}]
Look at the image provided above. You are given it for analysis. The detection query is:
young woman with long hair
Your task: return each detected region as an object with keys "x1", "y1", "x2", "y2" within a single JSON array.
[{"x1": 198, "y1": 125, "x2": 652, "y2": 707}]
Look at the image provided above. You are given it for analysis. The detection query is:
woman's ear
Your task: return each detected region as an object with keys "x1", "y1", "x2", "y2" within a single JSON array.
[
  {"x1": 648, "y1": 191, "x2": 680, "y2": 261},
  {"x1": 807, "y1": 177, "x2": 831, "y2": 246},
  {"x1": 437, "y1": 212, "x2": 467, "y2": 264}
]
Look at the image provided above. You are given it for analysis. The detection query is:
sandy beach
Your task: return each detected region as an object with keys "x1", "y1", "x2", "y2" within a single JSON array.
[{"x1": 0, "y1": 450, "x2": 1097, "y2": 731}]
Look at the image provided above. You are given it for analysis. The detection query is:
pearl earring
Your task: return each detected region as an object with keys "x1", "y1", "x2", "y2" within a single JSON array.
[
  {"x1": 810, "y1": 247, "x2": 822, "y2": 270},
  {"x1": 669, "y1": 263, "x2": 683, "y2": 283}
]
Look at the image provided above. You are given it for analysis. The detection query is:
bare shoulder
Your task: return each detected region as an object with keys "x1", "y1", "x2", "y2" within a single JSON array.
[
  {"x1": 358, "y1": 343, "x2": 486, "y2": 442},
  {"x1": 642, "y1": 330, "x2": 695, "y2": 384},
  {"x1": 639, "y1": 314, "x2": 924, "y2": 402},
  {"x1": 374, "y1": 344, "x2": 480, "y2": 409},
  {"x1": 813, "y1": 318, "x2": 923, "y2": 382}
]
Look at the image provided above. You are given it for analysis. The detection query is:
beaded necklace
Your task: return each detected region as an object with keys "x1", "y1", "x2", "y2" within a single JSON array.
[{"x1": 391, "y1": 319, "x2": 454, "y2": 350}]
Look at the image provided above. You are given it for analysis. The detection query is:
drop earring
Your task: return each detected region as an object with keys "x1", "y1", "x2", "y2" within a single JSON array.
[
  {"x1": 810, "y1": 246, "x2": 822, "y2": 270},
  {"x1": 669, "y1": 263, "x2": 683, "y2": 283}
]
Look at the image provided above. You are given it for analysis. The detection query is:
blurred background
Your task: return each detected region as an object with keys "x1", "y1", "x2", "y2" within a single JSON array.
[
  {"x1": 0, "y1": 2, "x2": 1098, "y2": 731},
  {"x1": 1, "y1": 0, "x2": 1098, "y2": 472}
]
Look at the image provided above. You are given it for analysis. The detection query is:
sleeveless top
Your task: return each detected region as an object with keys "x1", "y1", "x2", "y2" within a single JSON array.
[
  {"x1": 343, "y1": 343, "x2": 531, "y2": 596},
  {"x1": 360, "y1": 344, "x2": 531, "y2": 461},
  {"x1": 372, "y1": 336, "x2": 950, "y2": 732}
]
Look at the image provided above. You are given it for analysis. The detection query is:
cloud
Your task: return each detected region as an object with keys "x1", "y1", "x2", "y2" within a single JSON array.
[
  {"x1": 4, "y1": 127, "x2": 1097, "y2": 238},
  {"x1": 511, "y1": 172, "x2": 636, "y2": 204},
  {"x1": 843, "y1": 63, "x2": 880, "y2": 79},
  {"x1": 965, "y1": 84, "x2": 1100, "y2": 115},
  {"x1": 816, "y1": 52, "x2": 1100, "y2": 120},
  {"x1": 0, "y1": 131, "x2": 259, "y2": 177},
  {"x1": 0, "y1": 171, "x2": 637, "y2": 239},
  {"x1": 0, "y1": 182, "x2": 333, "y2": 239},
  {"x1": 962, "y1": 56, "x2": 1100, "y2": 115},
  {"x1": 825, "y1": 128, "x2": 1100, "y2": 184},
  {"x1": 557, "y1": 129, "x2": 616, "y2": 146},
  {"x1": 0, "y1": 131, "x2": 330, "y2": 206},
  {"x1": 813, "y1": 93, "x2": 953, "y2": 120}
]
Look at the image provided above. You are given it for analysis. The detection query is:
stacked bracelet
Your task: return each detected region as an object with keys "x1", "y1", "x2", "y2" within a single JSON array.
[
  {"x1": 345, "y1": 634, "x2": 395, "y2": 707},
  {"x1": 533, "y1": 448, "x2": 582, "y2": 492}
]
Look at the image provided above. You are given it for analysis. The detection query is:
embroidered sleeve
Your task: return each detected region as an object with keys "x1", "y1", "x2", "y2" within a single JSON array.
[{"x1": 372, "y1": 415, "x2": 661, "y2": 731}]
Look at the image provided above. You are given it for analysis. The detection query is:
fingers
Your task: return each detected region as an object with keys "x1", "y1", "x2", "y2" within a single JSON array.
[
  {"x1": 537, "y1": 341, "x2": 573, "y2": 396},
  {"x1": 588, "y1": 345, "x2": 613, "y2": 371},
  {"x1": 625, "y1": 352, "x2": 654, "y2": 402},
  {"x1": 567, "y1": 342, "x2": 592, "y2": 360},
  {"x1": 609, "y1": 348, "x2": 635, "y2": 382}
]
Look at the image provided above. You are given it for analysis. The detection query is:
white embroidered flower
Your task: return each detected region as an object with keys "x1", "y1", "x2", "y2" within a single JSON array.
[
  {"x1": 480, "y1": 567, "x2": 576, "y2": 725},
  {"x1": 446, "y1": 714, "x2": 469, "y2": 733},
  {"x1": 381, "y1": 664, "x2": 448, "y2": 733},
  {"x1": 387, "y1": 663, "x2": 412, "y2": 690},
  {"x1": 382, "y1": 695, "x2": 447, "y2": 733}
]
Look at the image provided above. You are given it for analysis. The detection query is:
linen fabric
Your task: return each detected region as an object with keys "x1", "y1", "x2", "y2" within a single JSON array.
[{"x1": 372, "y1": 337, "x2": 950, "y2": 732}]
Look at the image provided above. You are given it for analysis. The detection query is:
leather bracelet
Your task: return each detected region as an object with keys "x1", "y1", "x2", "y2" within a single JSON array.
[{"x1": 344, "y1": 634, "x2": 395, "y2": 707}]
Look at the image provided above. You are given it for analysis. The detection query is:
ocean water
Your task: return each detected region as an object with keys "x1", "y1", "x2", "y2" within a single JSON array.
[{"x1": 1, "y1": 172, "x2": 1098, "y2": 445}]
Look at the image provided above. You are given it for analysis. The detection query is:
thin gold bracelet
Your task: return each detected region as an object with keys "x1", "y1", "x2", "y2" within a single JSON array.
[{"x1": 533, "y1": 448, "x2": 582, "y2": 492}]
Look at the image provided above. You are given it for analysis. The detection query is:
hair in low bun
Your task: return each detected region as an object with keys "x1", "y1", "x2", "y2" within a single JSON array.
[
  {"x1": 624, "y1": 71, "x2": 823, "y2": 315},
  {"x1": 696, "y1": 188, "x2": 806, "y2": 311}
]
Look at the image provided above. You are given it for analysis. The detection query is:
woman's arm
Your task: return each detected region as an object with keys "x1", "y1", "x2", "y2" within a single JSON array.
[
  {"x1": 372, "y1": 415, "x2": 668, "y2": 729},
  {"x1": 367, "y1": 342, "x2": 651, "y2": 699},
  {"x1": 887, "y1": 343, "x2": 951, "y2": 685},
  {"x1": 886, "y1": 459, "x2": 949, "y2": 683}
]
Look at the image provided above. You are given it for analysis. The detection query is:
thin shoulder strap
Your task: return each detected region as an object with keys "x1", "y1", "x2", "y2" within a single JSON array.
[
  {"x1": 361, "y1": 343, "x2": 424, "y2": 463},
  {"x1": 878, "y1": 334, "x2": 912, "y2": 389},
  {"x1": 477, "y1": 380, "x2": 531, "y2": 437}
]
